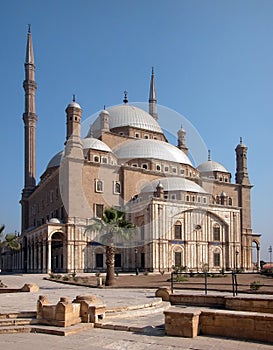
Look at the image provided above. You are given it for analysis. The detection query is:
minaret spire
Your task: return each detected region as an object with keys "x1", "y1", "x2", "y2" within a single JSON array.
[
  {"x1": 149, "y1": 67, "x2": 158, "y2": 121},
  {"x1": 177, "y1": 124, "x2": 188, "y2": 155}
]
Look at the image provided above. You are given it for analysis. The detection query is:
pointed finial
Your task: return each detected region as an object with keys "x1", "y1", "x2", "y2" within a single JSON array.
[
  {"x1": 103, "y1": 105, "x2": 106, "y2": 110},
  {"x1": 240, "y1": 137, "x2": 242, "y2": 144},
  {"x1": 208, "y1": 149, "x2": 211, "y2": 161},
  {"x1": 72, "y1": 94, "x2": 76, "y2": 102},
  {"x1": 152, "y1": 66, "x2": 154, "y2": 75},
  {"x1": 28, "y1": 24, "x2": 31, "y2": 34},
  {"x1": 123, "y1": 90, "x2": 128, "y2": 104}
]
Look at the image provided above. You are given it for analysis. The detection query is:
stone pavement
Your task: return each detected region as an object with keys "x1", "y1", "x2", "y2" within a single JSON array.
[{"x1": 0, "y1": 274, "x2": 272, "y2": 349}]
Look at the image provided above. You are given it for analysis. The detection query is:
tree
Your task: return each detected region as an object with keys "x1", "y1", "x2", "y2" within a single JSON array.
[
  {"x1": 4, "y1": 234, "x2": 20, "y2": 251},
  {"x1": 0, "y1": 225, "x2": 5, "y2": 237},
  {"x1": 0, "y1": 226, "x2": 20, "y2": 251},
  {"x1": 85, "y1": 207, "x2": 137, "y2": 286}
]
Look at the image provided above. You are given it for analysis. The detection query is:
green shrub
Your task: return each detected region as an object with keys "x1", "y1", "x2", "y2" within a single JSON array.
[
  {"x1": 62, "y1": 275, "x2": 69, "y2": 281},
  {"x1": 250, "y1": 280, "x2": 263, "y2": 292}
]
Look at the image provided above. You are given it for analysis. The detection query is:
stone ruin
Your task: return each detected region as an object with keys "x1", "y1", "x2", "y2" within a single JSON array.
[{"x1": 36, "y1": 294, "x2": 106, "y2": 327}]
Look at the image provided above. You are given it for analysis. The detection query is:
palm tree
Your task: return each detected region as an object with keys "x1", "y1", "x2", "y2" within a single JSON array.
[
  {"x1": 0, "y1": 226, "x2": 20, "y2": 251},
  {"x1": 85, "y1": 207, "x2": 137, "y2": 286},
  {"x1": 0, "y1": 225, "x2": 5, "y2": 237},
  {"x1": 4, "y1": 234, "x2": 20, "y2": 251}
]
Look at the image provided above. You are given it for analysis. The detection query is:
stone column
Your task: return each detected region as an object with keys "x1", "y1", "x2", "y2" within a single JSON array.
[{"x1": 47, "y1": 241, "x2": 51, "y2": 273}]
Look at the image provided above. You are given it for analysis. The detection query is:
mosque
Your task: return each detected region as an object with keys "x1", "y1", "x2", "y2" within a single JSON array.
[{"x1": 1, "y1": 28, "x2": 261, "y2": 273}]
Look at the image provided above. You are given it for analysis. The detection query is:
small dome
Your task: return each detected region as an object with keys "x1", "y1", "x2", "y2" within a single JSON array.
[
  {"x1": 156, "y1": 181, "x2": 164, "y2": 189},
  {"x1": 49, "y1": 218, "x2": 61, "y2": 224},
  {"x1": 89, "y1": 104, "x2": 163, "y2": 134},
  {"x1": 141, "y1": 177, "x2": 207, "y2": 194},
  {"x1": 113, "y1": 139, "x2": 192, "y2": 166},
  {"x1": 67, "y1": 101, "x2": 81, "y2": 109},
  {"x1": 100, "y1": 109, "x2": 110, "y2": 116},
  {"x1": 47, "y1": 151, "x2": 64, "y2": 169},
  {"x1": 221, "y1": 191, "x2": 227, "y2": 197},
  {"x1": 82, "y1": 138, "x2": 112, "y2": 152},
  {"x1": 197, "y1": 160, "x2": 228, "y2": 173}
]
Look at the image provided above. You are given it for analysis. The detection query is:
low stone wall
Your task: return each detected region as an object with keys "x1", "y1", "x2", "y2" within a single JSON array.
[
  {"x1": 170, "y1": 294, "x2": 225, "y2": 308},
  {"x1": 225, "y1": 296, "x2": 273, "y2": 314},
  {"x1": 200, "y1": 309, "x2": 273, "y2": 343},
  {"x1": 157, "y1": 288, "x2": 273, "y2": 314},
  {"x1": 164, "y1": 307, "x2": 273, "y2": 343}
]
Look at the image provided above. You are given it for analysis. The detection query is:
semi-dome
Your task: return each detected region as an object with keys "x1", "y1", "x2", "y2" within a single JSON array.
[
  {"x1": 82, "y1": 137, "x2": 112, "y2": 153},
  {"x1": 197, "y1": 160, "x2": 228, "y2": 173},
  {"x1": 47, "y1": 150, "x2": 64, "y2": 169},
  {"x1": 141, "y1": 177, "x2": 207, "y2": 194},
  {"x1": 89, "y1": 104, "x2": 163, "y2": 134},
  {"x1": 47, "y1": 138, "x2": 112, "y2": 170},
  {"x1": 113, "y1": 139, "x2": 192, "y2": 166}
]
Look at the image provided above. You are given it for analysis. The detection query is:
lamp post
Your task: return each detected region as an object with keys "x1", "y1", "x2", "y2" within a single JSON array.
[
  {"x1": 135, "y1": 248, "x2": 138, "y2": 275},
  {"x1": 269, "y1": 245, "x2": 272, "y2": 269},
  {"x1": 235, "y1": 250, "x2": 239, "y2": 272}
]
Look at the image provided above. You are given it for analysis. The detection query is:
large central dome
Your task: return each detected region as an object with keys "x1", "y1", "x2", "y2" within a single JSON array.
[
  {"x1": 89, "y1": 104, "x2": 163, "y2": 134},
  {"x1": 113, "y1": 139, "x2": 192, "y2": 166}
]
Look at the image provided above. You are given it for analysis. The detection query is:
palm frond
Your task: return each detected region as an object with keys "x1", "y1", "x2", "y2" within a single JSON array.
[{"x1": 0, "y1": 225, "x2": 5, "y2": 236}]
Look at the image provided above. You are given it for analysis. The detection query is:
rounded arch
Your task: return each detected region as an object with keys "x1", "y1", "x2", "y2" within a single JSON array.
[
  {"x1": 51, "y1": 231, "x2": 65, "y2": 273},
  {"x1": 252, "y1": 239, "x2": 260, "y2": 271}
]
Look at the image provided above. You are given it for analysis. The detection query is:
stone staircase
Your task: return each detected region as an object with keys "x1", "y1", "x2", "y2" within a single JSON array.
[
  {"x1": 0, "y1": 312, "x2": 36, "y2": 334},
  {"x1": 0, "y1": 312, "x2": 94, "y2": 336},
  {"x1": 95, "y1": 300, "x2": 171, "y2": 335}
]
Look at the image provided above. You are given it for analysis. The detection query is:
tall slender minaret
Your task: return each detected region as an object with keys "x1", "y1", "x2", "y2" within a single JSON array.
[
  {"x1": 149, "y1": 67, "x2": 158, "y2": 121},
  {"x1": 21, "y1": 25, "x2": 38, "y2": 232},
  {"x1": 22, "y1": 25, "x2": 38, "y2": 194}
]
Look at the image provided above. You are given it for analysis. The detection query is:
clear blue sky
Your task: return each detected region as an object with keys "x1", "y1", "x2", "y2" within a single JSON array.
[{"x1": 1, "y1": 0, "x2": 273, "y2": 260}]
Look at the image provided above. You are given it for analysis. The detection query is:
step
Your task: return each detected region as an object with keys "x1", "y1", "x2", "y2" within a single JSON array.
[
  {"x1": 0, "y1": 318, "x2": 36, "y2": 327},
  {"x1": 0, "y1": 325, "x2": 32, "y2": 334},
  {"x1": 106, "y1": 300, "x2": 170, "y2": 318},
  {"x1": 0, "y1": 311, "x2": 36, "y2": 319}
]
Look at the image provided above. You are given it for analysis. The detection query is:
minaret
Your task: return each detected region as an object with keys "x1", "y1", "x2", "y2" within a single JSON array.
[
  {"x1": 235, "y1": 137, "x2": 250, "y2": 185},
  {"x1": 235, "y1": 137, "x2": 253, "y2": 271},
  {"x1": 22, "y1": 25, "x2": 38, "y2": 195},
  {"x1": 65, "y1": 95, "x2": 82, "y2": 142},
  {"x1": 64, "y1": 95, "x2": 83, "y2": 159},
  {"x1": 149, "y1": 67, "x2": 158, "y2": 121},
  {"x1": 100, "y1": 107, "x2": 110, "y2": 133},
  {"x1": 177, "y1": 125, "x2": 188, "y2": 155}
]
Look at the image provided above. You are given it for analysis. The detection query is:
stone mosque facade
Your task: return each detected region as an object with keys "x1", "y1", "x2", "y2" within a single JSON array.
[{"x1": 1, "y1": 28, "x2": 261, "y2": 273}]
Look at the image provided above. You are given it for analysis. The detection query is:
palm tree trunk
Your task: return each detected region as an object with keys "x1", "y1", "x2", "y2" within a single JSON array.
[{"x1": 105, "y1": 244, "x2": 115, "y2": 286}]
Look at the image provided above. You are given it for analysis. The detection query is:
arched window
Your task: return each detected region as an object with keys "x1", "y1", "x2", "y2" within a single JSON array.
[
  {"x1": 213, "y1": 225, "x2": 220, "y2": 241},
  {"x1": 174, "y1": 222, "x2": 182, "y2": 239},
  {"x1": 95, "y1": 179, "x2": 104, "y2": 193},
  {"x1": 228, "y1": 197, "x2": 232, "y2": 206},
  {"x1": 213, "y1": 252, "x2": 220, "y2": 267}
]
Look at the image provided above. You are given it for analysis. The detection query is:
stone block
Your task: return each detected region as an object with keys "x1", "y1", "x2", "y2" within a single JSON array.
[
  {"x1": 155, "y1": 287, "x2": 172, "y2": 301},
  {"x1": 21, "y1": 283, "x2": 39, "y2": 292},
  {"x1": 164, "y1": 307, "x2": 201, "y2": 338}
]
